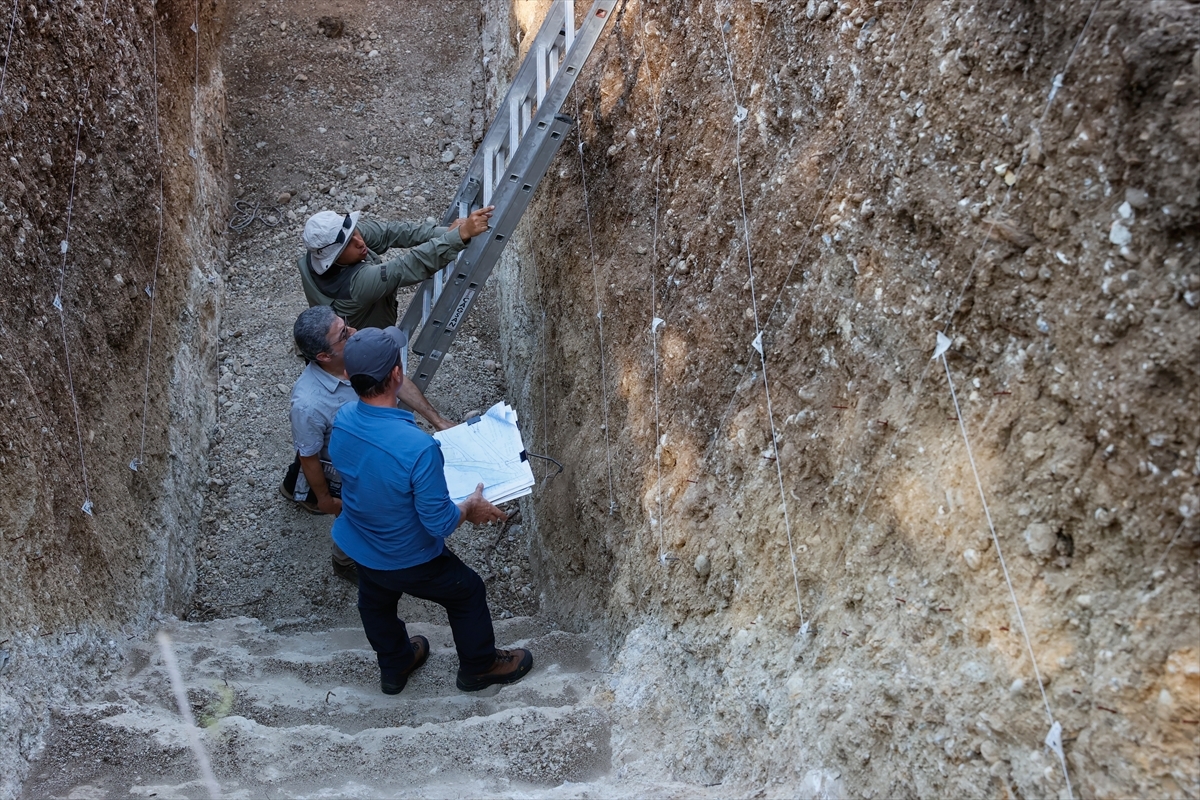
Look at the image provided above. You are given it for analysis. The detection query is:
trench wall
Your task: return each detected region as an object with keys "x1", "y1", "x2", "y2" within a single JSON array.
[
  {"x1": 495, "y1": 0, "x2": 1200, "y2": 797},
  {"x1": 0, "y1": 1, "x2": 226, "y2": 794}
]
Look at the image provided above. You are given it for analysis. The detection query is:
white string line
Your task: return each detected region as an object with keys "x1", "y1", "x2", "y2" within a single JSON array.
[
  {"x1": 1149, "y1": 517, "x2": 1189, "y2": 583},
  {"x1": 812, "y1": 0, "x2": 1107, "y2": 623},
  {"x1": 156, "y1": 632, "x2": 221, "y2": 800},
  {"x1": 55, "y1": 106, "x2": 92, "y2": 514},
  {"x1": 699, "y1": 0, "x2": 918, "y2": 461},
  {"x1": 574, "y1": 89, "x2": 617, "y2": 515},
  {"x1": 52, "y1": 0, "x2": 113, "y2": 515},
  {"x1": 193, "y1": 0, "x2": 200, "y2": 101},
  {"x1": 133, "y1": 2, "x2": 165, "y2": 472},
  {"x1": 716, "y1": 14, "x2": 804, "y2": 625},
  {"x1": 0, "y1": 0, "x2": 17, "y2": 107},
  {"x1": 540, "y1": 304, "x2": 550, "y2": 455},
  {"x1": 633, "y1": 1, "x2": 666, "y2": 561},
  {"x1": 940, "y1": 0, "x2": 1104, "y2": 334},
  {"x1": 940, "y1": 349, "x2": 1072, "y2": 797},
  {"x1": 649, "y1": 156, "x2": 664, "y2": 558},
  {"x1": 763, "y1": 0, "x2": 920, "y2": 331},
  {"x1": 527, "y1": 245, "x2": 551, "y2": 465}
]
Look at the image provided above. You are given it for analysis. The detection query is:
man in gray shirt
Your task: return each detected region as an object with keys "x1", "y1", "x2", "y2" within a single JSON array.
[{"x1": 281, "y1": 305, "x2": 453, "y2": 583}]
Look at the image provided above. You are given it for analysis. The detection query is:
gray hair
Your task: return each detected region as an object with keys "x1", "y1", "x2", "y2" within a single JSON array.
[{"x1": 293, "y1": 305, "x2": 338, "y2": 362}]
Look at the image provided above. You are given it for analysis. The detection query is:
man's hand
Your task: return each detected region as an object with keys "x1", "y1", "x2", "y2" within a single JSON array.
[
  {"x1": 298, "y1": 453, "x2": 342, "y2": 517},
  {"x1": 449, "y1": 206, "x2": 494, "y2": 240},
  {"x1": 458, "y1": 482, "x2": 507, "y2": 525}
]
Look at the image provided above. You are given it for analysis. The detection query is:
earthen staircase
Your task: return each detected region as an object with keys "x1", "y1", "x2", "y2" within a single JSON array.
[{"x1": 21, "y1": 615, "x2": 614, "y2": 798}]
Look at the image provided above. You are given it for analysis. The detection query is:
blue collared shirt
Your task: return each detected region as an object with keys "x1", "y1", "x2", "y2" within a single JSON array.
[{"x1": 329, "y1": 402, "x2": 461, "y2": 570}]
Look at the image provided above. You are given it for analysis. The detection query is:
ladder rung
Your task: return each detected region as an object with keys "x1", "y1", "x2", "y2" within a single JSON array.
[{"x1": 536, "y1": 43, "x2": 547, "y2": 105}]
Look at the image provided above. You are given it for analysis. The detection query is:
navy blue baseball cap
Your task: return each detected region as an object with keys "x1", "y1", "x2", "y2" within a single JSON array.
[{"x1": 343, "y1": 326, "x2": 408, "y2": 382}]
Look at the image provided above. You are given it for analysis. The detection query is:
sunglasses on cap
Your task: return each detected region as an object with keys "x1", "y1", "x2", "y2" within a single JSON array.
[{"x1": 324, "y1": 213, "x2": 354, "y2": 249}]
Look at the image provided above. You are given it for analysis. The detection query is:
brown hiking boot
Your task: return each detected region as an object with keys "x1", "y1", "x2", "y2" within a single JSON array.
[
  {"x1": 456, "y1": 648, "x2": 533, "y2": 692},
  {"x1": 380, "y1": 635, "x2": 430, "y2": 695}
]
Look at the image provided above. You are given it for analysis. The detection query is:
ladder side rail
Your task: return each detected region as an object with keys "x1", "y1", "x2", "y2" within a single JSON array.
[
  {"x1": 438, "y1": 1, "x2": 570, "y2": 223},
  {"x1": 411, "y1": 112, "x2": 573, "y2": 358},
  {"x1": 409, "y1": 114, "x2": 576, "y2": 391},
  {"x1": 397, "y1": 263, "x2": 443, "y2": 341}
]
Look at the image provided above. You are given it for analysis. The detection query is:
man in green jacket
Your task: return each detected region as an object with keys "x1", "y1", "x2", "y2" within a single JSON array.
[{"x1": 298, "y1": 205, "x2": 493, "y2": 330}]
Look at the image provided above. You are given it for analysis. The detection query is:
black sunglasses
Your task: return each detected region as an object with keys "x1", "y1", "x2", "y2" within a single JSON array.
[{"x1": 325, "y1": 213, "x2": 354, "y2": 249}]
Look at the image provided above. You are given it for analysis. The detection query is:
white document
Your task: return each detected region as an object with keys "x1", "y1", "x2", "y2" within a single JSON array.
[{"x1": 434, "y1": 401, "x2": 535, "y2": 504}]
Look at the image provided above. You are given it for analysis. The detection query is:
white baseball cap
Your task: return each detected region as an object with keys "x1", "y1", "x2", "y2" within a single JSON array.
[{"x1": 302, "y1": 210, "x2": 362, "y2": 274}]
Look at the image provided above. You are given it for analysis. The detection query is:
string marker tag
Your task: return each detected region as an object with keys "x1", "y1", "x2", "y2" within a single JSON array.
[
  {"x1": 81, "y1": 499, "x2": 94, "y2": 516},
  {"x1": 145, "y1": 286, "x2": 153, "y2": 298},
  {"x1": 933, "y1": 331, "x2": 952, "y2": 360},
  {"x1": 190, "y1": 22, "x2": 198, "y2": 33},
  {"x1": 752, "y1": 331, "x2": 763, "y2": 355},
  {"x1": 1044, "y1": 720, "x2": 1064, "y2": 759},
  {"x1": 1046, "y1": 73, "x2": 1064, "y2": 106},
  {"x1": 129, "y1": 459, "x2": 140, "y2": 472},
  {"x1": 188, "y1": 148, "x2": 198, "y2": 160},
  {"x1": 651, "y1": 317, "x2": 664, "y2": 334},
  {"x1": 52, "y1": 295, "x2": 63, "y2": 312},
  {"x1": 60, "y1": 240, "x2": 69, "y2": 254},
  {"x1": 733, "y1": 105, "x2": 747, "y2": 124}
]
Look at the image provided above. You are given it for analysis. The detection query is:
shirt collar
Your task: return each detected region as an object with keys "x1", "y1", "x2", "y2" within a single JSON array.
[
  {"x1": 356, "y1": 403, "x2": 416, "y2": 422},
  {"x1": 307, "y1": 361, "x2": 351, "y2": 391}
]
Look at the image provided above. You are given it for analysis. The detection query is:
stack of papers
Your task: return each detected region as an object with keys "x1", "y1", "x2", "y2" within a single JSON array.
[{"x1": 434, "y1": 401, "x2": 535, "y2": 504}]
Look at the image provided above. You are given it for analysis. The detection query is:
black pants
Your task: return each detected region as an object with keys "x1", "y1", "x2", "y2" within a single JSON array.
[
  {"x1": 282, "y1": 453, "x2": 341, "y2": 502},
  {"x1": 357, "y1": 549, "x2": 496, "y2": 677}
]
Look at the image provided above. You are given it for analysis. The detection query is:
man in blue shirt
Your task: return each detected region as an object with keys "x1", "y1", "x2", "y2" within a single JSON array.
[
  {"x1": 330, "y1": 326, "x2": 533, "y2": 694},
  {"x1": 279, "y1": 305, "x2": 454, "y2": 585}
]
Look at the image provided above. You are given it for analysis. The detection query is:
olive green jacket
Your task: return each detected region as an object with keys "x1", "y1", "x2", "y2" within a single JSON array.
[{"x1": 297, "y1": 217, "x2": 467, "y2": 330}]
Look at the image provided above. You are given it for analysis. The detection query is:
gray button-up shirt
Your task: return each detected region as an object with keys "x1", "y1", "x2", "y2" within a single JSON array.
[{"x1": 290, "y1": 362, "x2": 358, "y2": 485}]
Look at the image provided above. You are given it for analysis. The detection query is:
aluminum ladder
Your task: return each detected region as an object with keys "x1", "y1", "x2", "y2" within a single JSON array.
[{"x1": 398, "y1": 0, "x2": 616, "y2": 391}]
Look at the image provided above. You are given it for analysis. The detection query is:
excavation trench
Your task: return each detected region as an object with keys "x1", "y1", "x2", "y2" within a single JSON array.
[{"x1": 2, "y1": 0, "x2": 1199, "y2": 797}]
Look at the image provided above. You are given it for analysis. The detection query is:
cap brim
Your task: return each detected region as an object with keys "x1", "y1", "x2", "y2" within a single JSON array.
[{"x1": 309, "y1": 210, "x2": 362, "y2": 275}]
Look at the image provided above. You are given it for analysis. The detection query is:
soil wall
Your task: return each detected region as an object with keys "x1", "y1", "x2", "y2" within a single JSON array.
[
  {"x1": 496, "y1": 0, "x2": 1200, "y2": 797},
  {"x1": 0, "y1": 0, "x2": 226, "y2": 794}
]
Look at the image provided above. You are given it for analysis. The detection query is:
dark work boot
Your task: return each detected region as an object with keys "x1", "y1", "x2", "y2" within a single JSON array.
[
  {"x1": 380, "y1": 636, "x2": 430, "y2": 695},
  {"x1": 455, "y1": 648, "x2": 533, "y2": 692},
  {"x1": 332, "y1": 557, "x2": 359, "y2": 586}
]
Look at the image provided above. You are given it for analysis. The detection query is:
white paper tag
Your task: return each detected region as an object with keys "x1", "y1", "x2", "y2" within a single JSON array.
[
  {"x1": 1044, "y1": 720, "x2": 1064, "y2": 759},
  {"x1": 933, "y1": 331, "x2": 952, "y2": 359}
]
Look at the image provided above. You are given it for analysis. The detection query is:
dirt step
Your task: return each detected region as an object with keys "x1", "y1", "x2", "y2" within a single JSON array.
[
  {"x1": 22, "y1": 701, "x2": 612, "y2": 798},
  {"x1": 110, "y1": 618, "x2": 604, "y2": 730}
]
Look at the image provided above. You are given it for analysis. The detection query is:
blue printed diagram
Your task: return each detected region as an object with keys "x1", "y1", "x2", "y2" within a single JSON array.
[{"x1": 435, "y1": 402, "x2": 535, "y2": 504}]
